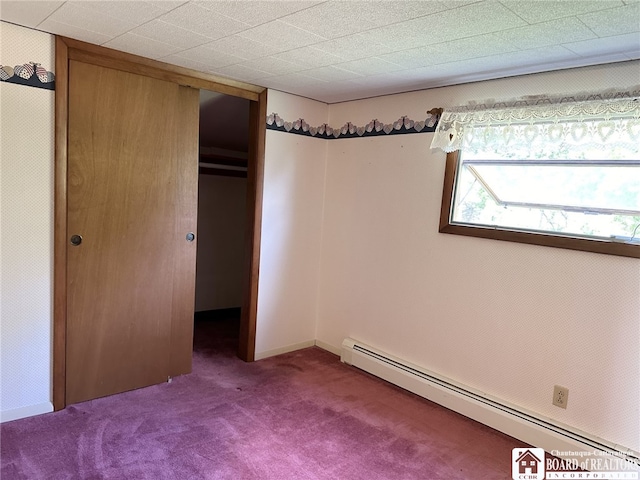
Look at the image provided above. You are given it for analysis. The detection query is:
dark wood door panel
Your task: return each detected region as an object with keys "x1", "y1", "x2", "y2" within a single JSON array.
[{"x1": 66, "y1": 60, "x2": 198, "y2": 404}]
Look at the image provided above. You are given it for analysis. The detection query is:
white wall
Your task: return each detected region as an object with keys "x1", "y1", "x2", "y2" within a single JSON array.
[
  {"x1": 0, "y1": 22, "x2": 54, "y2": 422},
  {"x1": 195, "y1": 174, "x2": 246, "y2": 311},
  {"x1": 317, "y1": 61, "x2": 640, "y2": 451},
  {"x1": 254, "y1": 90, "x2": 328, "y2": 359}
]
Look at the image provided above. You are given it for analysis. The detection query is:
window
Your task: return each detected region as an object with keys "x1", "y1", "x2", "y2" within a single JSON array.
[{"x1": 434, "y1": 96, "x2": 640, "y2": 258}]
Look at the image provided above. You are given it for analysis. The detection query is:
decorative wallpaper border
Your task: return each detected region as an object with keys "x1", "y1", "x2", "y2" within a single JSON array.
[
  {"x1": 0, "y1": 61, "x2": 55, "y2": 90},
  {"x1": 266, "y1": 110, "x2": 441, "y2": 140}
]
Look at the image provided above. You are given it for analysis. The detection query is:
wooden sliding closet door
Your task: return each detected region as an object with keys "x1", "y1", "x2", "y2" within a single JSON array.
[{"x1": 65, "y1": 60, "x2": 199, "y2": 404}]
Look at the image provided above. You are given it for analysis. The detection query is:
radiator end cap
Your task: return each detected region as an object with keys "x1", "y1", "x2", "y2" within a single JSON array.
[{"x1": 340, "y1": 337, "x2": 357, "y2": 365}]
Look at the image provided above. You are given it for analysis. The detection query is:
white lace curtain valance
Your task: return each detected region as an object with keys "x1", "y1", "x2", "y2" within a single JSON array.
[{"x1": 430, "y1": 96, "x2": 640, "y2": 154}]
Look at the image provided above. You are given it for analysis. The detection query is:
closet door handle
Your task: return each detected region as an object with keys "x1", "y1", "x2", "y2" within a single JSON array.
[
  {"x1": 70, "y1": 234, "x2": 83, "y2": 246},
  {"x1": 186, "y1": 232, "x2": 195, "y2": 242}
]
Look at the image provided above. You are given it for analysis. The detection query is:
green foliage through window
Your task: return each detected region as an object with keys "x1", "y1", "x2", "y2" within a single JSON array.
[{"x1": 451, "y1": 142, "x2": 640, "y2": 243}]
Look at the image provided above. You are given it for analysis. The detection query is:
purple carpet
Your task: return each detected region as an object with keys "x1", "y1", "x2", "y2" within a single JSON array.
[{"x1": 1, "y1": 315, "x2": 527, "y2": 479}]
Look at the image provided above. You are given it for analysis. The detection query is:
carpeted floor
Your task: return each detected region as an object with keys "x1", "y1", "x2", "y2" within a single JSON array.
[{"x1": 1, "y1": 313, "x2": 526, "y2": 479}]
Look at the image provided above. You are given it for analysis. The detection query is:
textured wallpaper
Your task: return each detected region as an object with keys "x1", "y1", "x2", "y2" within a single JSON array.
[{"x1": 0, "y1": 22, "x2": 55, "y2": 420}]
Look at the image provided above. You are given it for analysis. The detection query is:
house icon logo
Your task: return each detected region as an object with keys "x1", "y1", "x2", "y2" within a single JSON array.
[{"x1": 512, "y1": 447, "x2": 545, "y2": 480}]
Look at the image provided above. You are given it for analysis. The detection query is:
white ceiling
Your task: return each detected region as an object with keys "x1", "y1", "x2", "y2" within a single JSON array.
[{"x1": 1, "y1": 0, "x2": 639, "y2": 103}]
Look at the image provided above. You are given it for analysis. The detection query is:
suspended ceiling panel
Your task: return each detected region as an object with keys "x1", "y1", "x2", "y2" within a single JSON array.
[{"x1": 1, "y1": 0, "x2": 638, "y2": 103}]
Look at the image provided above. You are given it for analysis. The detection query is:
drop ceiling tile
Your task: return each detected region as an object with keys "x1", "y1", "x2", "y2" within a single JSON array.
[
  {"x1": 355, "y1": 23, "x2": 434, "y2": 52},
  {"x1": 345, "y1": 85, "x2": 407, "y2": 102},
  {"x1": 350, "y1": 71, "x2": 416, "y2": 89},
  {"x1": 145, "y1": 1, "x2": 187, "y2": 11},
  {"x1": 434, "y1": 45, "x2": 581, "y2": 78},
  {"x1": 129, "y1": 20, "x2": 214, "y2": 49},
  {"x1": 272, "y1": 46, "x2": 344, "y2": 68},
  {"x1": 0, "y1": 1, "x2": 63, "y2": 28},
  {"x1": 307, "y1": 80, "x2": 373, "y2": 103},
  {"x1": 447, "y1": 0, "x2": 488, "y2": 5},
  {"x1": 277, "y1": 2, "x2": 373, "y2": 39},
  {"x1": 358, "y1": 0, "x2": 528, "y2": 51},
  {"x1": 377, "y1": 66, "x2": 451, "y2": 89},
  {"x1": 194, "y1": 1, "x2": 322, "y2": 27},
  {"x1": 2, "y1": 0, "x2": 637, "y2": 105},
  {"x1": 237, "y1": 20, "x2": 327, "y2": 50},
  {"x1": 204, "y1": 35, "x2": 289, "y2": 60},
  {"x1": 391, "y1": 65, "x2": 449, "y2": 82},
  {"x1": 335, "y1": 57, "x2": 406, "y2": 76},
  {"x1": 45, "y1": 2, "x2": 137, "y2": 38},
  {"x1": 374, "y1": 48, "x2": 441, "y2": 69},
  {"x1": 563, "y1": 33, "x2": 640, "y2": 57},
  {"x1": 503, "y1": 45, "x2": 584, "y2": 68},
  {"x1": 385, "y1": 67, "x2": 489, "y2": 95},
  {"x1": 278, "y1": 1, "x2": 450, "y2": 39},
  {"x1": 312, "y1": 34, "x2": 394, "y2": 61},
  {"x1": 159, "y1": 54, "x2": 212, "y2": 73},
  {"x1": 440, "y1": 0, "x2": 531, "y2": 35},
  {"x1": 239, "y1": 57, "x2": 304, "y2": 75},
  {"x1": 318, "y1": 80, "x2": 366, "y2": 93},
  {"x1": 494, "y1": 17, "x2": 597, "y2": 50},
  {"x1": 402, "y1": 47, "x2": 576, "y2": 89},
  {"x1": 68, "y1": 1, "x2": 167, "y2": 25},
  {"x1": 579, "y1": 2, "x2": 640, "y2": 36},
  {"x1": 499, "y1": 0, "x2": 624, "y2": 24},
  {"x1": 437, "y1": 32, "x2": 522, "y2": 57},
  {"x1": 159, "y1": 3, "x2": 251, "y2": 40},
  {"x1": 378, "y1": 33, "x2": 520, "y2": 68},
  {"x1": 300, "y1": 65, "x2": 364, "y2": 82},
  {"x1": 37, "y1": 18, "x2": 113, "y2": 45},
  {"x1": 213, "y1": 63, "x2": 273, "y2": 81},
  {"x1": 363, "y1": 1, "x2": 453, "y2": 25},
  {"x1": 261, "y1": 72, "x2": 328, "y2": 89},
  {"x1": 174, "y1": 45, "x2": 246, "y2": 68},
  {"x1": 103, "y1": 33, "x2": 182, "y2": 59}
]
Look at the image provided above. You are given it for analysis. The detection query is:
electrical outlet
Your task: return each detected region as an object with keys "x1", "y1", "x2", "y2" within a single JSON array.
[{"x1": 553, "y1": 385, "x2": 569, "y2": 409}]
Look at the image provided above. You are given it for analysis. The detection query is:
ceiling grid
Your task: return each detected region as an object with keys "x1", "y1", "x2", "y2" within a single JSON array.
[{"x1": 0, "y1": 0, "x2": 638, "y2": 103}]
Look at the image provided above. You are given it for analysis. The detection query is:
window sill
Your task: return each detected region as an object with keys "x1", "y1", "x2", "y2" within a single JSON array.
[{"x1": 439, "y1": 222, "x2": 639, "y2": 259}]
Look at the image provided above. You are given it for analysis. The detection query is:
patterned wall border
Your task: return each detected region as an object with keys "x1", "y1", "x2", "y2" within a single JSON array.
[
  {"x1": 266, "y1": 109, "x2": 442, "y2": 140},
  {"x1": 0, "y1": 61, "x2": 55, "y2": 90}
]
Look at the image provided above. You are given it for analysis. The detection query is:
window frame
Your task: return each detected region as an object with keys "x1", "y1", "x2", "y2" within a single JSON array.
[{"x1": 439, "y1": 151, "x2": 640, "y2": 259}]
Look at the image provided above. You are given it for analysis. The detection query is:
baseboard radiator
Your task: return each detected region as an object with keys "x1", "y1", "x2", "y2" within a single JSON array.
[{"x1": 341, "y1": 338, "x2": 640, "y2": 470}]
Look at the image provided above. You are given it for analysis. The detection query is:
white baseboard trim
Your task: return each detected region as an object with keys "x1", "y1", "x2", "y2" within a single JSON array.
[
  {"x1": 254, "y1": 340, "x2": 316, "y2": 360},
  {"x1": 314, "y1": 340, "x2": 341, "y2": 356},
  {"x1": 1, "y1": 402, "x2": 53, "y2": 423}
]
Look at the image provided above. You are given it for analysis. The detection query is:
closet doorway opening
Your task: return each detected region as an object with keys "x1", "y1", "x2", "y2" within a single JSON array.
[{"x1": 194, "y1": 90, "x2": 250, "y2": 355}]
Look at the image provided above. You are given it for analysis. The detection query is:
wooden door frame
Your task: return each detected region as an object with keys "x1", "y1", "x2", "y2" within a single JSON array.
[{"x1": 54, "y1": 37, "x2": 266, "y2": 410}]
